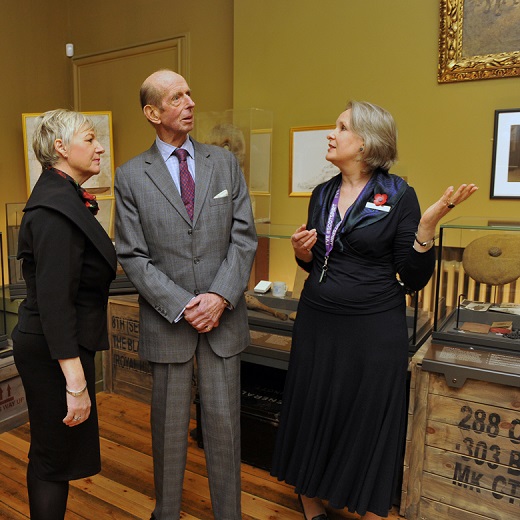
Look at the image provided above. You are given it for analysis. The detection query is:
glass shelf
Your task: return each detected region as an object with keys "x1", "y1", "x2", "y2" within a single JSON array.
[
  {"x1": 439, "y1": 216, "x2": 520, "y2": 231},
  {"x1": 255, "y1": 223, "x2": 297, "y2": 240}
]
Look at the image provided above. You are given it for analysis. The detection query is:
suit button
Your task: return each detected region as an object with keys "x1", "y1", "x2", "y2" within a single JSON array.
[
  {"x1": 194, "y1": 290, "x2": 200, "y2": 295},
  {"x1": 194, "y1": 258, "x2": 200, "y2": 264},
  {"x1": 188, "y1": 229, "x2": 192, "y2": 235}
]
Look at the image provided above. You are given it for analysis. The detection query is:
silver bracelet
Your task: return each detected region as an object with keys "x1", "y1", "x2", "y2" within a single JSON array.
[
  {"x1": 414, "y1": 232, "x2": 436, "y2": 249},
  {"x1": 66, "y1": 382, "x2": 87, "y2": 397}
]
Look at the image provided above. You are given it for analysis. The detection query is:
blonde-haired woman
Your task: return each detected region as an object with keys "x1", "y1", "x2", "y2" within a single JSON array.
[{"x1": 13, "y1": 109, "x2": 116, "y2": 519}]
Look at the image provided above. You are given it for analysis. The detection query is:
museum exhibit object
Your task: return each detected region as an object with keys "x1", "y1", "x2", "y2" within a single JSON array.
[{"x1": 432, "y1": 216, "x2": 520, "y2": 356}]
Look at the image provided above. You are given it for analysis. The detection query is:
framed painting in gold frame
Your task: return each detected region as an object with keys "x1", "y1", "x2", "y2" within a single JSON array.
[
  {"x1": 22, "y1": 111, "x2": 115, "y2": 198},
  {"x1": 438, "y1": 0, "x2": 520, "y2": 83},
  {"x1": 289, "y1": 125, "x2": 339, "y2": 197}
]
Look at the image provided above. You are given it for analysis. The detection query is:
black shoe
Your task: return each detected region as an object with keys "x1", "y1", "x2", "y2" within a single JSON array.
[{"x1": 297, "y1": 494, "x2": 329, "y2": 520}]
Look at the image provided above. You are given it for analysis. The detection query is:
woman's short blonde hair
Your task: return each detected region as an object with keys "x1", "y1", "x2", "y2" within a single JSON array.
[
  {"x1": 32, "y1": 109, "x2": 95, "y2": 169},
  {"x1": 347, "y1": 100, "x2": 398, "y2": 172}
]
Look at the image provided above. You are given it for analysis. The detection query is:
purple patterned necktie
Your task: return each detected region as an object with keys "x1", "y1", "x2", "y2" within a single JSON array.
[{"x1": 173, "y1": 148, "x2": 195, "y2": 220}]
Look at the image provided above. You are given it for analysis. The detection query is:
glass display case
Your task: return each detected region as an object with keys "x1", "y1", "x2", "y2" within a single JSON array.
[
  {"x1": 0, "y1": 231, "x2": 8, "y2": 349},
  {"x1": 194, "y1": 108, "x2": 273, "y2": 224},
  {"x1": 5, "y1": 203, "x2": 24, "y2": 299},
  {"x1": 244, "y1": 225, "x2": 298, "y2": 370},
  {"x1": 6, "y1": 202, "x2": 134, "y2": 299},
  {"x1": 432, "y1": 217, "x2": 520, "y2": 354}
]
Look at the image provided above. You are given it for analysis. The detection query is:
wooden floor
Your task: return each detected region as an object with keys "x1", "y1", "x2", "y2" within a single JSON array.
[{"x1": 0, "y1": 392, "x2": 405, "y2": 519}]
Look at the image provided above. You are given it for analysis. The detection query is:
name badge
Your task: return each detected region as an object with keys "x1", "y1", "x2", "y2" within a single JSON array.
[{"x1": 365, "y1": 201, "x2": 391, "y2": 212}]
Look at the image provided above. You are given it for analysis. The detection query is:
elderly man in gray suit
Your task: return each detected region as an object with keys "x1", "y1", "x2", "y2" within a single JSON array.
[{"x1": 115, "y1": 69, "x2": 257, "y2": 520}]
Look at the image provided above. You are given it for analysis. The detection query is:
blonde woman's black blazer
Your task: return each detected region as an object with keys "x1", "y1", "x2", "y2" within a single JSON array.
[{"x1": 16, "y1": 169, "x2": 117, "y2": 359}]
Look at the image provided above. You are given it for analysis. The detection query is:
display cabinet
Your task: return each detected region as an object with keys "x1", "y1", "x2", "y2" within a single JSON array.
[
  {"x1": 0, "y1": 230, "x2": 26, "y2": 434},
  {"x1": 5, "y1": 203, "x2": 24, "y2": 299},
  {"x1": 5, "y1": 202, "x2": 134, "y2": 299},
  {"x1": 0, "y1": 231, "x2": 8, "y2": 349},
  {"x1": 432, "y1": 217, "x2": 520, "y2": 354},
  {"x1": 194, "y1": 108, "x2": 273, "y2": 224}
]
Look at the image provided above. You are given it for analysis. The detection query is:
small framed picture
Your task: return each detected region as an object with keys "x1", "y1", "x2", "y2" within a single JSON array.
[
  {"x1": 22, "y1": 111, "x2": 115, "y2": 198},
  {"x1": 490, "y1": 109, "x2": 520, "y2": 199},
  {"x1": 289, "y1": 125, "x2": 339, "y2": 196}
]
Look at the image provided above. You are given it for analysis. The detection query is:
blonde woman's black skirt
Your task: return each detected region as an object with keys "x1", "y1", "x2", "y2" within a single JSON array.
[{"x1": 12, "y1": 327, "x2": 101, "y2": 481}]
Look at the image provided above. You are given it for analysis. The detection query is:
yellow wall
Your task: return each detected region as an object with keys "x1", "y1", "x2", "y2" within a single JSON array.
[
  {"x1": 234, "y1": 0, "x2": 520, "y2": 229},
  {"x1": 68, "y1": 0, "x2": 233, "y2": 114},
  {"x1": 0, "y1": 1, "x2": 72, "y2": 279},
  {"x1": 0, "y1": 0, "x2": 234, "y2": 280}
]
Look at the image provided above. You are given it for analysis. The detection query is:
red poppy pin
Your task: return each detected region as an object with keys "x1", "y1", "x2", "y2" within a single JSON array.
[
  {"x1": 79, "y1": 188, "x2": 99, "y2": 215},
  {"x1": 82, "y1": 190, "x2": 97, "y2": 202},
  {"x1": 373, "y1": 193, "x2": 388, "y2": 206}
]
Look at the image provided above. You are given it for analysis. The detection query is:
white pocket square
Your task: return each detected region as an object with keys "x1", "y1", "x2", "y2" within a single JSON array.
[{"x1": 213, "y1": 190, "x2": 228, "y2": 199}]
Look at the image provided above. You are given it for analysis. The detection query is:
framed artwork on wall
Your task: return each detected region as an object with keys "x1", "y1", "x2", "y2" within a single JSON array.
[
  {"x1": 95, "y1": 198, "x2": 116, "y2": 239},
  {"x1": 289, "y1": 125, "x2": 339, "y2": 196},
  {"x1": 490, "y1": 109, "x2": 520, "y2": 199},
  {"x1": 22, "y1": 111, "x2": 115, "y2": 198},
  {"x1": 438, "y1": 0, "x2": 520, "y2": 83}
]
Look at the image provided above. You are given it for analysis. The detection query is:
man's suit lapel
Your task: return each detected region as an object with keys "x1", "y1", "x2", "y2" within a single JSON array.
[
  {"x1": 143, "y1": 140, "x2": 214, "y2": 226},
  {"x1": 143, "y1": 144, "x2": 192, "y2": 225},
  {"x1": 192, "y1": 141, "x2": 213, "y2": 226}
]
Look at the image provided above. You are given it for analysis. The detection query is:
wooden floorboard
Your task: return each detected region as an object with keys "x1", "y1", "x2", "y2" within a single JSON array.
[{"x1": 0, "y1": 392, "x2": 404, "y2": 519}]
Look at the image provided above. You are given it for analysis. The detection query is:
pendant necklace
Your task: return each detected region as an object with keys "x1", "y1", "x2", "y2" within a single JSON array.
[{"x1": 320, "y1": 186, "x2": 346, "y2": 283}]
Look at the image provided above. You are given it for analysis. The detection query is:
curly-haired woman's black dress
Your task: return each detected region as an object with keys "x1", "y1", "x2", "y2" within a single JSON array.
[{"x1": 271, "y1": 171, "x2": 435, "y2": 517}]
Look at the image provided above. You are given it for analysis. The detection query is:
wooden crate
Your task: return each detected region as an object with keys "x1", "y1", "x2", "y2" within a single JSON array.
[
  {"x1": 400, "y1": 339, "x2": 431, "y2": 516},
  {"x1": 402, "y1": 340, "x2": 520, "y2": 519},
  {"x1": 0, "y1": 353, "x2": 28, "y2": 433},
  {"x1": 104, "y1": 295, "x2": 152, "y2": 404}
]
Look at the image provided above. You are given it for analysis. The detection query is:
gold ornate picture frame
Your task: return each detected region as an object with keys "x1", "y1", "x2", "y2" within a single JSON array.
[{"x1": 438, "y1": 0, "x2": 520, "y2": 83}]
